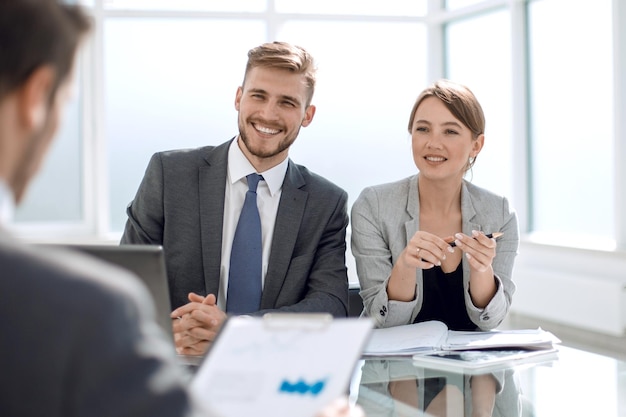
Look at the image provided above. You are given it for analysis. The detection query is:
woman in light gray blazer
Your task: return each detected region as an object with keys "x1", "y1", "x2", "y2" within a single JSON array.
[{"x1": 351, "y1": 80, "x2": 520, "y2": 416}]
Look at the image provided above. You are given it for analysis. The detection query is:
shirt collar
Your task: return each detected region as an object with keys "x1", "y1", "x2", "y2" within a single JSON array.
[
  {"x1": 227, "y1": 137, "x2": 288, "y2": 196},
  {"x1": 0, "y1": 179, "x2": 15, "y2": 225}
]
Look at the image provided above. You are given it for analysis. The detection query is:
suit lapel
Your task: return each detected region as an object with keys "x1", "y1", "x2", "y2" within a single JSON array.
[
  {"x1": 262, "y1": 161, "x2": 307, "y2": 309},
  {"x1": 460, "y1": 181, "x2": 480, "y2": 284},
  {"x1": 460, "y1": 181, "x2": 481, "y2": 235},
  {"x1": 405, "y1": 175, "x2": 420, "y2": 244},
  {"x1": 198, "y1": 140, "x2": 231, "y2": 297}
]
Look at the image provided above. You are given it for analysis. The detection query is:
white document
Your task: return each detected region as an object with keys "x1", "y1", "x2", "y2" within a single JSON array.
[
  {"x1": 363, "y1": 320, "x2": 449, "y2": 356},
  {"x1": 363, "y1": 320, "x2": 560, "y2": 357},
  {"x1": 444, "y1": 328, "x2": 561, "y2": 351},
  {"x1": 190, "y1": 314, "x2": 373, "y2": 417}
]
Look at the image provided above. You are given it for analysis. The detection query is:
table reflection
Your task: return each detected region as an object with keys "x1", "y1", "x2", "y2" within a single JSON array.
[{"x1": 355, "y1": 357, "x2": 531, "y2": 417}]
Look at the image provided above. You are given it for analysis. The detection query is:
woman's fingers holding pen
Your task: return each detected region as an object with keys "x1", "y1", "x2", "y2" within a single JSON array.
[
  {"x1": 454, "y1": 230, "x2": 497, "y2": 271},
  {"x1": 453, "y1": 230, "x2": 495, "y2": 250},
  {"x1": 406, "y1": 232, "x2": 454, "y2": 268}
]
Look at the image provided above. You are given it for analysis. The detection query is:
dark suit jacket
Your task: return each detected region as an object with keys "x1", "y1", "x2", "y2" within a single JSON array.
[
  {"x1": 121, "y1": 139, "x2": 350, "y2": 316},
  {"x1": 0, "y1": 230, "x2": 199, "y2": 417}
]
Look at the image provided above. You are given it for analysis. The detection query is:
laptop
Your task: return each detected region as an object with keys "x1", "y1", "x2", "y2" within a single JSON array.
[
  {"x1": 37, "y1": 243, "x2": 205, "y2": 370},
  {"x1": 40, "y1": 244, "x2": 175, "y2": 345}
]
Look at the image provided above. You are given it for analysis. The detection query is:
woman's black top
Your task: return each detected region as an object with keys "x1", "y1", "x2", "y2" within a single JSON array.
[{"x1": 413, "y1": 261, "x2": 478, "y2": 331}]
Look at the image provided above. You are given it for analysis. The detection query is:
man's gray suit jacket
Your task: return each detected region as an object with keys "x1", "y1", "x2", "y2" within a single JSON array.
[
  {"x1": 121, "y1": 138, "x2": 350, "y2": 316},
  {"x1": 0, "y1": 230, "x2": 198, "y2": 417}
]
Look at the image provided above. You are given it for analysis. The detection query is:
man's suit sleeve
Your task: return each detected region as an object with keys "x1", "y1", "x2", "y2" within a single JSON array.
[
  {"x1": 68, "y1": 274, "x2": 198, "y2": 417},
  {"x1": 121, "y1": 153, "x2": 165, "y2": 245}
]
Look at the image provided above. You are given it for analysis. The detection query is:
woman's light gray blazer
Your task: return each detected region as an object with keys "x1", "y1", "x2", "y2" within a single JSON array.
[{"x1": 350, "y1": 174, "x2": 519, "y2": 329}]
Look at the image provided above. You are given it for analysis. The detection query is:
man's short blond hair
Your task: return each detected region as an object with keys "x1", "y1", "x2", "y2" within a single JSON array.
[{"x1": 243, "y1": 41, "x2": 317, "y2": 106}]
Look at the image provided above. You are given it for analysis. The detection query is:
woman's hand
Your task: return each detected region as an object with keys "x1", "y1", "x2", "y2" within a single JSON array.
[
  {"x1": 454, "y1": 230, "x2": 499, "y2": 307},
  {"x1": 402, "y1": 231, "x2": 454, "y2": 269},
  {"x1": 453, "y1": 230, "x2": 497, "y2": 272},
  {"x1": 389, "y1": 231, "x2": 455, "y2": 301}
]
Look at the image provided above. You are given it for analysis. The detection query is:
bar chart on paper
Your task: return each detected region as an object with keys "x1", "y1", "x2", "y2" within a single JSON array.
[{"x1": 189, "y1": 315, "x2": 373, "y2": 417}]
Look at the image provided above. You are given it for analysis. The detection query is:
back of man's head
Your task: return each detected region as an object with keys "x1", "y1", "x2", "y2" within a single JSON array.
[{"x1": 0, "y1": 0, "x2": 91, "y2": 102}]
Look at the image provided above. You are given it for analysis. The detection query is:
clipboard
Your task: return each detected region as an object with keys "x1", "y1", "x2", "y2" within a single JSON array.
[{"x1": 189, "y1": 314, "x2": 373, "y2": 417}]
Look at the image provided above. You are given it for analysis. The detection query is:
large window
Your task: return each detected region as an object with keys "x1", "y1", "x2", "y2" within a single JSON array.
[
  {"x1": 445, "y1": 8, "x2": 513, "y2": 205},
  {"x1": 527, "y1": 0, "x2": 614, "y2": 249},
  {"x1": 104, "y1": 18, "x2": 265, "y2": 231},
  {"x1": 11, "y1": 0, "x2": 626, "y2": 256},
  {"x1": 100, "y1": 2, "x2": 427, "y2": 233},
  {"x1": 278, "y1": 20, "x2": 426, "y2": 209}
]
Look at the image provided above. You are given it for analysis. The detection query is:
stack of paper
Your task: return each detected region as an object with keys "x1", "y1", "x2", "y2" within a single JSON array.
[
  {"x1": 445, "y1": 328, "x2": 560, "y2": 351},
  {"x1": 363, "y1": 320, "x2": 560, "y2": 357}
]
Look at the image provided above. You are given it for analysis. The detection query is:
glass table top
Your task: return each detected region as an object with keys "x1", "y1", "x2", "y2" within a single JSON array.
[{"x1": 350, "y1": 346, "x2": 626, "y2": 417}]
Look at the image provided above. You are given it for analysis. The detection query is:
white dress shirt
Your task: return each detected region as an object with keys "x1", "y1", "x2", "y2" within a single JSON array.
[
  {"x1": 0, "y1": 179, "x2": 15, "y2": 226},
  {"x1": 217, "y1": 138, "x2": 288, "y2": 310}
]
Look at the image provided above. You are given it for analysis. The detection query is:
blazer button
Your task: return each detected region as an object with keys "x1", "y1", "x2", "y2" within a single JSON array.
[
  {"x1": 482, "y1": 315, "x2": 490, "y2": 321},
  {"x1": 382, "y1": 305, "x2": 387, "y2": 312},
  {"x1": 379, "y1": 309, "x2": 385, "y2": 316}
]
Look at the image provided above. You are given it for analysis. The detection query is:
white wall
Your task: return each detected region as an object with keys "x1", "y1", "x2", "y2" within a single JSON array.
[{"x1": 511, "y1": 242, "x2": 626, "y2": 336}]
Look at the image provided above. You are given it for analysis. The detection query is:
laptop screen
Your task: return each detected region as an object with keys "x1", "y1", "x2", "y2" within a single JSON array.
[{"x1": 43, "y1": 244, "x2": 174, "y2": 345}]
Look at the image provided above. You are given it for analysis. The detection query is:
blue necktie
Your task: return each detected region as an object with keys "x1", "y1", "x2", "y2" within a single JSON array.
[{"x1": 227, "y1": 174, "x2": 263, "y2": 314}]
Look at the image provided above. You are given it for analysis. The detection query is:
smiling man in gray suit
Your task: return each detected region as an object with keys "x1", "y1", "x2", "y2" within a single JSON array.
[{"x1": 121, "y1": 42, "x2": 350, "y2": 356}]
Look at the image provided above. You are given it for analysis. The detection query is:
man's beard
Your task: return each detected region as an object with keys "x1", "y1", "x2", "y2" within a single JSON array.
[{"x1": 238, "y1": 117, "x2": 300, "y2": 159}]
